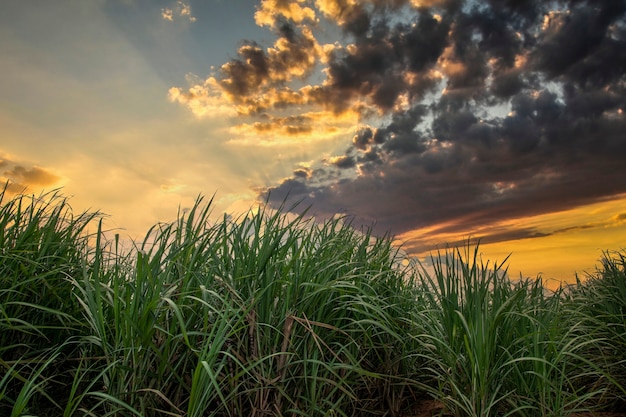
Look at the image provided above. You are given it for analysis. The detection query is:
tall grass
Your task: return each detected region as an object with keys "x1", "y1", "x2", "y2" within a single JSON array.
[
  {"x1": 564, "y1": 249, "x2": 626, "y2": 410},
  {"x1": 1, "y1": 185, "x2": 625, "y2": 416},
  {"x1": 0, "y1": 186, "x2": 101, "y2": 415},
  {"x1": 414, "y1": 246, "x2": 520, "y2": 416},
  {"x1": 1, "y1": 189, "x2": 421, "y2": 416},
  {"x1": 413, "y1": 246, "x2": 611, "y2": 417}
]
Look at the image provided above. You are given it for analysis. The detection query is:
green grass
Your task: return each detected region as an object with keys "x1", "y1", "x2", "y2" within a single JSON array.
[
  {"x1": 1, "y1": 186, "x2": 625, "y2": 416},
  {"x1": 412, "y1": 246, "x2": 610, "y2": 417}
]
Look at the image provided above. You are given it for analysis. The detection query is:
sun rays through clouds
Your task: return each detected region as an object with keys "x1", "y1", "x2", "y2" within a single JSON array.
[
  {"x1": 3, "y1": 0, "x2": 623, "y2": 283},
  {"x1": 167, "y1": 0, "x2": 626, "y2": 279}
]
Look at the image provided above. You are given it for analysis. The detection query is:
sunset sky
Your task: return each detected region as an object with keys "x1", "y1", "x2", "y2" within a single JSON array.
[{"x1": 2, "y1": 0, "x2": 625, "y2": 284}]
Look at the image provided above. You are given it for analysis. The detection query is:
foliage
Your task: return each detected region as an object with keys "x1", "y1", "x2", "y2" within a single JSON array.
[
  {"x1": 1, "y1": 185, "x2": 624, "y2": 416},
  {"x1": 413, "y1": 246, "x2": 613, "y2": 417}
]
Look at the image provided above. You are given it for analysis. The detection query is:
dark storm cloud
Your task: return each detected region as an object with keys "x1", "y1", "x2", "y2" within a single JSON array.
[
  {"x1": 490, "y1": 68, "x2": 526, "y2": 98},
  {"x1": 329, "y1": 155, "x2": 356, "y2": 169},
  {"x1": 293, "y1": 168, "x2": 311, "y2": 179},
  {"x1": 531, "y1": 1, "x2": 626, "y2": 84},
  {"x1": 392, "y1": 11, "x2": 450, "y2": 73},
  {"x1": 325, "y1": 28, "x2": 401, "y2": 110},
  {"x1": 220, "y1": 42, "x2": 269, "y2": 98},
  {"x1": 380, "y1": 105, "x2": 430, "y2": 154},
  {"x1": 198, "y1": 0, "x2": 626, "y2": 249},
  {"x1": 352, "y1": 126, "x2": 375, "y2": 150},
  {"x1": 217, "y1": 21, "x2": 320, "y2": 101},
  {"x1": 314, "y1": 7, "x2": 456, "y2": 112}
]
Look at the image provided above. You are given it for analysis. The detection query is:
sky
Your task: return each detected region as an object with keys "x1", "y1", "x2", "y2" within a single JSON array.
[{"x1": 1, "y1": 0, "x2": 625, "y2": 285}]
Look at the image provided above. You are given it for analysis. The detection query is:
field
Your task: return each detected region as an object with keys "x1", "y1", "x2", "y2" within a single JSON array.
[{"x1": 1, "y1": 188, "x2": 625, "y2": 416}]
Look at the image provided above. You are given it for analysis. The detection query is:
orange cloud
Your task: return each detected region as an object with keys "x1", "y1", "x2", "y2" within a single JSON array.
[
  {"x1": 234, "y1": 87, "x2": 308, "y2": 115},
  {"x1": 314, "y1": 0, "x2": 360, "y2": 26},
  {"x1": 0, "y1": 155, "x2": 62, "y2": 196},
  {"x1": 215, "y1": 26, "x2": 323, "y2": 99},
  {"x1": 314, "y1": 0, "x2": 448, "y2": 26},
  {"x1": 255, "y1": 0, "x2": 317, "y2": 28},
  {"x1": 266, "y1": 26, "x2": 322, "y2": 81},
  {"x1": 226, "y1": 109, "x2": 359, "y2": 146},
  {"x1": 170, "y1": 21, "x2": 332, "y2": 118},
  {"x1": 611, "y1": 213, "x2": 626, "y2": 225},
  {"x1": 167, "y1": 77, "x2": 238, "y2": 118}
]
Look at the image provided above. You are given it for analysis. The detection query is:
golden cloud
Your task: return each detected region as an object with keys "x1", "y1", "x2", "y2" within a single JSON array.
[
  {"x1": 168, "y1": 3, "x2": 412, "y2": 146},
  {"x1": 3, "y1": 166, "x2": 60, "y2": 187},
  {"x1": 168, "y1": 78, "x2": 239, "y2": 118},
  {"x1": 266, "y1": 26, "x2": 322, "y2": 81},
  {"x1": 234, "y1": 87, "x2": 308, "y2": 115},
  {"x1": 408, "y1": 0, "x2": 449, "y2": 7},
  {"x1": 161, "y1": 8, "x2": 174, "y2": 21},
  {"x1": 0, "y1": 155, "x2": 62, "y2": 196},
  {"x1": 314, "y1": 0, "x2": 360, "y2": 25},
  {"x1": 226, "y1": 109, "x2": 360, "y2": 146},
  {"x1": 161, "y1": 1, "x2": 196, "y2": 22},
  {"x1": 255, "y1": 0, "x2": 317, "y2": 28}
]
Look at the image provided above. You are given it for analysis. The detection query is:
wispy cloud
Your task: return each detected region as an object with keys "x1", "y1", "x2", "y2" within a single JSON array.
[{"x1": 162, "y1": 1, "x2": 196, "y2": 22}]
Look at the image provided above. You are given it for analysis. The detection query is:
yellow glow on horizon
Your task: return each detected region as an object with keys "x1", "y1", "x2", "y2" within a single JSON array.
[{"x1": 399, "y1": 196, "x2": 626, "y2": 286}]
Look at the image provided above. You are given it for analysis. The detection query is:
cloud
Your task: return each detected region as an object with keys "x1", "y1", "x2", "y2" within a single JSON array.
[
  {"x1": 171, "y1": 0, "x2": 626, "y2": 252},
  {"x1": 161, "y1": 1, "x2": 196, "y2": 22},
  {"x1": 161, "y1": 8, "x2": 174, "y2": 21},
  {"x1": 0, "y1": 154, "x2": 62, "y2": 195},
  {"x1": 255, "y1": 0, "x2": 317, "y2": 28},
  {"x1": 222, "y1": 106, "x2": 362, "y2": 146},
  {"x1": 611, "y1": 213, "x2": 626, "y2": 225}
]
